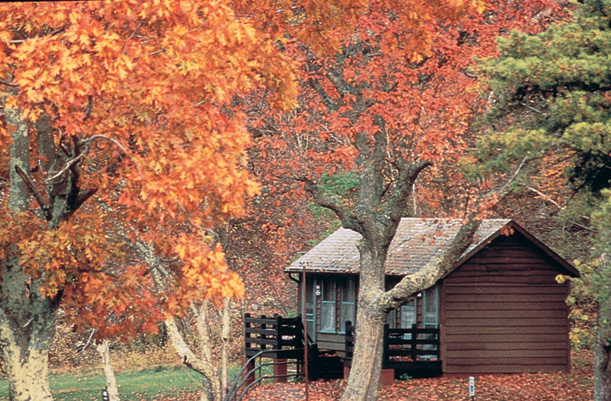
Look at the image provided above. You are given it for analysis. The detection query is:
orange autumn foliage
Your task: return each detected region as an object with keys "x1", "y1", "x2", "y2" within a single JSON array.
[
  {"x1": 0, "y1": 0, "x2": 298, "y2": 338},
  {"x1": 0, "y1": 0, "x2": 496, "y2": 340}
]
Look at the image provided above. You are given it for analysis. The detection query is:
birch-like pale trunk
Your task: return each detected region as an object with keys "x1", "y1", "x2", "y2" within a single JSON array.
[
  {"x1": 96, "y1": 339, "x2": 121, "y2": 401},
  {"x1": 136, "y1": 240, "x2": 221, "y2": 401},
  {"x1": 221, "y1": 298, "x2": 231, "y2": 399}
]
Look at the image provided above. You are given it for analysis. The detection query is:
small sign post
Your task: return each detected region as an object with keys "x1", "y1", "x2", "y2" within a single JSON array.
[{"x1": 469, "y1": 376, "x2": 475, "y2": 399}]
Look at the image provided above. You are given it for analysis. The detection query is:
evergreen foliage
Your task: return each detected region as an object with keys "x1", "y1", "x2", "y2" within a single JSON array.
[
  {"x1": 478, "y1": 1, "x2": 611, "y2": 398},
  {"x1": 478, "y1": 0, "x2": 611, "y2": 198}
]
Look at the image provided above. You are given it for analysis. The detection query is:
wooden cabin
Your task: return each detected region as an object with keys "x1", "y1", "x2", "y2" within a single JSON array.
[{"x1": 285, "y1": 218, "x2": 580, "y2": 375}]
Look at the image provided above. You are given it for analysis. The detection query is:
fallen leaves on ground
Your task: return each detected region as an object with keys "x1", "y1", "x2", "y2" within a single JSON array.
[{"x1": 239, "y1": 350, "x2": 593, "y2": 401}]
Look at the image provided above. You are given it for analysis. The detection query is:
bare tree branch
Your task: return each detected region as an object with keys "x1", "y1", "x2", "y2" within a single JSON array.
[
  {"x1": 14, "y1": 165, "x2": 51, "y2": 220},
  {"x1": 299, "y1": 176, "x2": 362, "y2": 233}
]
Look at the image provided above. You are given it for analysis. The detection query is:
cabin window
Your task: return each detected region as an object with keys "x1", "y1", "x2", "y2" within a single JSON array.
[
  {"x1": 423, "y1": 286, "x2": 438, "y2": 328},
  {"x1": 422, "y1": 286, "x2": 439, "y2": 354},
  {"x1": 400, "y1": 299, "x2": 417, "y2": 328},
  {"x1": 305, "y1": 279, "x2": 315, "y2": 341},
  {"x1": 386, "y1": 298, "x2": 417, "y2": 329},
  {"x1": 340, "y1": 277, "x2": 356, "y2": 333},
  {"x1": 321, "y1": 279, "x2": 336, "y2": 333}
]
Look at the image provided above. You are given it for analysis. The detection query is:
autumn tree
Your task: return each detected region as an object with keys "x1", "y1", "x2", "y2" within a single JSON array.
[
  {"x1": 247, "y1": 1, "x2": 568, "y2": 399},
  {"x1": 0, "y1": 1, "x2": 300, "y2": 399},
  {"x1": 477, "y1": 0, "x2": 611, "y2": 399}
]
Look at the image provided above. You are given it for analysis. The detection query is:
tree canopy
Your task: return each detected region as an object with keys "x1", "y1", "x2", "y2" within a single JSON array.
[{"x1": 477, "y1": 1, "x2": 611, "y2": 399}]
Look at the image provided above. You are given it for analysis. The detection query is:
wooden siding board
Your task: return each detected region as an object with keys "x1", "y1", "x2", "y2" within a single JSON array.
[
  {"x1": 444, "y1": 284, "x2": 568, "y2": 294},
  {"x1": 444, "y1": 365, "x2": 567, "y2": 374},
  {"x1": 445, "y1": 275, "x2": 559, "y2": 285},
  {"x1": 444, "y1": 318, "x2": 567, "y2": 327},
  {"x1": 447, "y1": 349, "x2": 568, "y2": 359},
  {"x1": 445, "y1": 294, "x2": 568, "y2": 303},
  {"x1": 445, "y1": 341, "x2": 568, "y2": 351},
  {"x1": 445, "y1": 325, "x2": 567, "y2": 335},
  {"x1": 446, "y1": 301, "x2": 564, "y2": 311},
  {"x1": 445, "y1": 333, "x2": 568, "y2": 343},
  {"x1": 447, "y1": 309, "x2": 567, "y2": 319},
  {"x1": 447, "y1": 357, "x2": 567, "y2": 366},
  {"x1": 441, "y1": 232, "x2": 571, "y2": 374}
]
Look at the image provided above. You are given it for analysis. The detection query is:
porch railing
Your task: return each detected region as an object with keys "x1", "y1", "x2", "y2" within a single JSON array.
[
  {"x1": 344, "y1": 321, "x2": 440, "y2": 368},
  {"x1": 383, "y1": 323, "x2": 440, "y2": 366}
]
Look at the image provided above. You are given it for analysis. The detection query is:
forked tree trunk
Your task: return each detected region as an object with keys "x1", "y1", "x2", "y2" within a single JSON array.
[
  {"x1": 136, "y1": 240, "x2": 221, "y2": 401},
  {"x1": 97, "y1": 339, "x2": 121, "y2": 401},
  {"x1": 165, "y1": 317, "x2": 221, "y2": 401}
]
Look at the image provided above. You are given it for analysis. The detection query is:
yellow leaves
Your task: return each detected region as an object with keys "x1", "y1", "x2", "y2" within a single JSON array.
[
  {"x1": 555, "y1": 274, "x2": 570, "y2": 284},
  {"x1": 13, "y1": 212, "x2": 113, "y2": 298},
  {"x1": 169, "y1": 234, "x2": 244, "y2": 305}
]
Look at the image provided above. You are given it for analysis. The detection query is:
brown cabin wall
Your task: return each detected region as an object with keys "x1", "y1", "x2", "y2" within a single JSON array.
[{"x1": 440, "y1": 234, "x2": 571, "y2": 374}]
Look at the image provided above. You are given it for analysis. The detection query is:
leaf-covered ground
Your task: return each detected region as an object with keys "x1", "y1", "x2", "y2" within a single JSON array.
[{"x1": 238, "y1": 350, "x2": 593, "y2": 401}]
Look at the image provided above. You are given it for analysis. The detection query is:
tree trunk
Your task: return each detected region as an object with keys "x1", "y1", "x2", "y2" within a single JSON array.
[
  {"x1": 165, "y1": 318, "x2": 220, "y2": 401},
  {"x1": 0, "y1": 99, "x2": 59, "y2": 401},
  {"x1": 0, "y1": 325, "x2": 54, "y2": 401},
  {"x1": 340, "y1": 234, "x2": 389, "y2": 401},
  {"x1": 97, "y1": 340, "x2": 121, "y2": 401},
  {"x1": 340, "y1": 299, "x2": 386, "y2": 401},
  {"x1": 595, "y1": 334, "x2": 611, "y2": 401},
  {"x1": 0, "y1": 263, "x2": 58, "y2": 401},
  {"x1": 596, "y1": 250, "x2": 611, "y2": 401},
  {"x1": 136, "y1": 240, "x2": 221, "y2": 401},
  {"x1": 221, "y1": 299, "x2": 231, "y2": 399}
]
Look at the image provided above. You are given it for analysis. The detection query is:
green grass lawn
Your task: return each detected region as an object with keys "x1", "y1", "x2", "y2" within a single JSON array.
[{"x1": 0, "y1": 365, "x2": 203, "y2": 401}]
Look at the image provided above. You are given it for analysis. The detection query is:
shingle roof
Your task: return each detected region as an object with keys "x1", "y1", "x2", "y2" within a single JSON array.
[{"x1": 285, "y1": 218, "x2": 512, "y2": 275}]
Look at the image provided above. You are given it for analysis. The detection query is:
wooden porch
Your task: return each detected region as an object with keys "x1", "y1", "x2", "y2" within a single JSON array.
[{"x1": 242, "y1": 314, "x2": 442, "y2": 381}]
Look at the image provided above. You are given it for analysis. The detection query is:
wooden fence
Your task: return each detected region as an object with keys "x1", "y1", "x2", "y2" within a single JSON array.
[{"x1": 244, "y1": 314, "x2": 305, "y2": 359}]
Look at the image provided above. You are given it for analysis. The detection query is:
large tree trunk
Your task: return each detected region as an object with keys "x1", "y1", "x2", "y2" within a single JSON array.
[
  {"x1": 340, "y1": 236, "x2": 389, "y2": 401},
  {"x1": 0, "y1": 101, "x2": 59, "y2": 401},
  {"x1": 0, "y1": 321, "x2": 54, "y2": 401},
  {"x1": 0, "y1": 262, "x2": 58, "y2": 401},
  {"x1": 97, "y1": 340, "x2": 121, "y2": 401},
  {"x1": 340, "y1": 300, "x2": 386, "y2": 400}
]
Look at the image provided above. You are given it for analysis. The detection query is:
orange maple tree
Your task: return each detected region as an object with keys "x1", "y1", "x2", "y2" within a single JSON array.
[
  {"x1": 0, "y1": 0, "x2": 568, "y2": 400},
  {"x1": 246, "y1": 1, "x2": 568, "y2": 399},
  {"x1": 0, "y1": 1, "x2": 300, "y2": 400}
]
